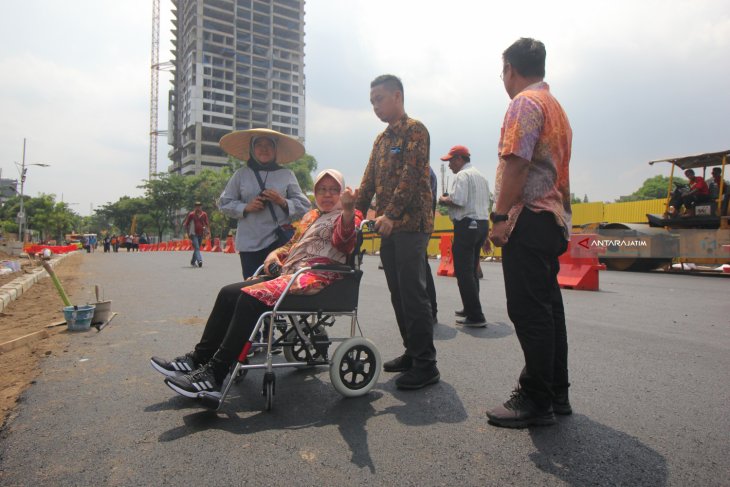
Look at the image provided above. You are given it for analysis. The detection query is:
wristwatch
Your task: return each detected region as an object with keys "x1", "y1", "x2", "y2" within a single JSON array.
[{"x1": 489, "y1": 212, "x2": 508, "y2": 223}]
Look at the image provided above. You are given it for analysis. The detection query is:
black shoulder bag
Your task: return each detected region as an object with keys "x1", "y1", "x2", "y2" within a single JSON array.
[{"x1": 251, "y1": 168, "x2": 294, "y2": 246}]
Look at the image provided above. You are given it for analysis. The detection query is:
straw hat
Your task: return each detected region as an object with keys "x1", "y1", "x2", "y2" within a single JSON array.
[{"x1": 219, "y1": 128, "x2": 305, "y2": 164}]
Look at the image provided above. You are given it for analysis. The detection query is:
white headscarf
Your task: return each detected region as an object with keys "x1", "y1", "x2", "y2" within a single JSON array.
[{"x1": 313, "y1": 169, "x2": 346, "y2": 211}]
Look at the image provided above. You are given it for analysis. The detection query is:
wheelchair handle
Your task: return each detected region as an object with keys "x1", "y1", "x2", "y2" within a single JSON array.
[{"x1": 359, "y1": 219, "x2": 375, "y2": 232}]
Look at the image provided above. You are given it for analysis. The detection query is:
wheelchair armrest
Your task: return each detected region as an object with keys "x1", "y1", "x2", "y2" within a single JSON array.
[{"x1": 310, "y1": 264, "x2": 354, "y2": 273}]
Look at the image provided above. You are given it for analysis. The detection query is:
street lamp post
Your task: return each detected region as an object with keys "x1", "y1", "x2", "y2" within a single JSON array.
[{"x1": 16, "y1": 138, "x2": 50, "y2": 243}]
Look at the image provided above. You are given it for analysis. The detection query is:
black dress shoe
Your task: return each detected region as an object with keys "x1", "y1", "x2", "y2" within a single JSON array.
[
  {"x1": 486, "y1": 389, "x2": 556, "y2": 428},
  {"x1": 454, "y1": 309, "x2": 467, "y2": 317},
  {"x1": 383, "y1": 354, "x2": 412, "y2": 372},
  {"x1": 456, "y1": 317, "x2": 487, "y2": 327},
  {"x1": 553, "y1": 392, "x2": 572, "y2": 415},
  {"x1": 395, "y1": 364, "x2": 440, "y2": 390}
]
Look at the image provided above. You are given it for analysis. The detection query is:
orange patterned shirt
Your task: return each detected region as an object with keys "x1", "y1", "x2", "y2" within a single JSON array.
[
  {"x1": 356, "y1": 115, "x2": 434, "y2": 234},
  {"x1": 496, "y1": 82, "x2": 572, "y2": 238}
]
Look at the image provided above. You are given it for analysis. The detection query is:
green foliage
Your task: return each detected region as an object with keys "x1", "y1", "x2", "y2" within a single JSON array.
[
  {"x1": 0, "y1": 193, "x2": 80, "y2": 242},
  {"x1": 289, "y1": 153, "x2": 318, "y2": 192},
  {"x1": 617, "y1": 175, "x2": 687, "y2": 202},
  {"x1": 0, "y1": 220, "x2": 18, "y2": 234},
  {"x1": 96, "y1": 196, "x2": 148, "y2": 237},
  {"x1": 138, "y1": 173, "x2": 189, "y2": 241}
]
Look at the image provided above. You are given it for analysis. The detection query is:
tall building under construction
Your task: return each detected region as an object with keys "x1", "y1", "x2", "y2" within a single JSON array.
[{"x1": 167, "y1": 0, "x2": 305, "y2": 175}]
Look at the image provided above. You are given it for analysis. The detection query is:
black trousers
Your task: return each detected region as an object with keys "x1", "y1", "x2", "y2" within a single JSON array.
[
  {"x1": 682, "y1": 193, "x2": 711, "y2": 209},
  {"x1": 425, "y1": 253, "x2": 437, "y2": 318},
  {"x1": 502, "y1": 208, "x2": 569, "y2": 409},
  {"x1": 380, "y1": 232, "x2": 436, "y2": 367},
  {"x1": 452, "y1": 218, "x2": 488, "y2": 321},
  {"x1": 194, "y1": 280, "x2": 272, "y2": 365},
  {"x1": 239, "y1": 240, "x2": 283, "y2": 279}
]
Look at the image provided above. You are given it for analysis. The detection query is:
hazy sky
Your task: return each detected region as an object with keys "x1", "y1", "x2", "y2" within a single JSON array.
[{"x1": 1, "y1": 0, "x2": 728, "y2": 216}]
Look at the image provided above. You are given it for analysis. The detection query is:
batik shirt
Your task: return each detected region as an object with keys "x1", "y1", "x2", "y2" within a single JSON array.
[
  {"x1": 496, "y1": 82, "x2": 572, "y2": 239},
  {"x1": 355, "y1": 115, "x2": 434, "y2": 234},
  {"x1": 241, "y1": 208, "x2": 363, "y2": 306}
]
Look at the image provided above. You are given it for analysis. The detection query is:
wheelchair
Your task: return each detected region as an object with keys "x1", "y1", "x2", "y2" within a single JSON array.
[{"x1": 198, "y1": 220, "x2": 381, "y2": 411}]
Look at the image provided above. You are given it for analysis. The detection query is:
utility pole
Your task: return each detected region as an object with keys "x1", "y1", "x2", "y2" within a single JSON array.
[
  {"x1": 16, "y1": 138, "x2": 50, "y2": 242},
  {"x1": 18, "y1": 139, "x2": 27, "y2": 242}
]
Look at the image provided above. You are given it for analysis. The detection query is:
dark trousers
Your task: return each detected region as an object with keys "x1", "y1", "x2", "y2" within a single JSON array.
[
  {"x1": 452, "y1": 218, "x2": 488, "y2": 321},
  {"x1": 194, "y1": 280, "x2": 272, "y2": 366},
  {"x1": 380, "y1": 232, "x2": 436, "y2": 367},
  {"x1": 502, "y1": 208, "x2": 569, "y2": 409},
  {"x1": 425, "y1": 253, "x2": 437, "y2": 318},
  {"x1": 239, "y1": 240, "x2": 285, "y2": 279},
  {"x1": 682, "y1": 193, "x2": 711, "y2": 209}
]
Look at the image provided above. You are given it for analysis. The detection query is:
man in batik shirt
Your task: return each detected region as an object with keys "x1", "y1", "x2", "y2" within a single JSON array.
[
  {"x1": 355, "y1": 74, "x2": 439, "y2": 390},
  {"x1": 487, "y1": 38, "x2": 573, "y2": 428}
]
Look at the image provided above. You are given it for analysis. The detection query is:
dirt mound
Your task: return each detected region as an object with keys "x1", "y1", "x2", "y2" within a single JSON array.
[{"x1": 0, "y1": 254, "x2": 83, "y2": 429}]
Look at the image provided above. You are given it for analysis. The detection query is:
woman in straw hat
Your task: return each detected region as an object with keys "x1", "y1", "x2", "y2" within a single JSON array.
[
  {"x1": 152, "y1": 169, "x2": 362, "y2": 398},
  {"x1": 218, "y1": 128, "x2": 311, "y2": 279}
]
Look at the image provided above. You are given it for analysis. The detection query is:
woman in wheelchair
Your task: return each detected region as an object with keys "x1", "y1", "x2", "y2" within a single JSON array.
[{"x1": 151, "y1": 169, "x2": 363, "y2": 397}]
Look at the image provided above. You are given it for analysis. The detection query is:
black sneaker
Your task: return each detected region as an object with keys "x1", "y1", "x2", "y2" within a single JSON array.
[
  {"x1": 553, "y1": 392, "x2": 573, "y2": 415},
  {"x1": 165, "y1": 363, "x2": 222, "y2": 398},
  {"x1": 486, "y1": 389, "x2": 556, "y2": 428},
  {"x1": 395, "y1": 364, "x2": 440, "y2": 390},
  {"x1": 383, "y1": 354, "x2": 412, "y2": 372},
  {"x1": 198, "y1": 261, "x2": 203, "y2": 268},
  {"x1": 191, "y1": 258, "x2": 197, "y2": 267},
  {"x1": 150, "y1": 352, "x2": 199, "y2": 377}
]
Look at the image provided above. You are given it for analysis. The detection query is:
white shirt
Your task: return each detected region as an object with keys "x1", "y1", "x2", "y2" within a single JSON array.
[{"x1": 448, "y1": 163, "x2": 491, "y2": 221}]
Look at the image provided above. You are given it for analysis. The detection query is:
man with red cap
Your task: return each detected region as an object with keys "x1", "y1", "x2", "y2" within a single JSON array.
[{"x1": 439, "y1": 145, "x2": 491, "y2": 327}]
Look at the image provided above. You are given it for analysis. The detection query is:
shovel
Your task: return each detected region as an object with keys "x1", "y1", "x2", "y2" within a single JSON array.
[{"x1": 42, "y1": 261, "x2": 72, "y2": 307}]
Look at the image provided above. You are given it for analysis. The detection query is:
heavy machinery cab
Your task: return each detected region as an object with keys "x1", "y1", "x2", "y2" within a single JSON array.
[{"x1": 647, "y1": 149, "x2": 729, "y2": 229}]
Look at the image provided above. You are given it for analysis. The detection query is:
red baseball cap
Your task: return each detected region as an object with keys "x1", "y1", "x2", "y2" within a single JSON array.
[{"x1": 440, "y1": 145, "x2": 470, "y2": 161}]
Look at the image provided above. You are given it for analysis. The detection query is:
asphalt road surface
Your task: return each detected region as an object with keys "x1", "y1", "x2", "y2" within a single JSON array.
[{"x1": 1, "y1": 250, "x2": 728, "y2": 486}]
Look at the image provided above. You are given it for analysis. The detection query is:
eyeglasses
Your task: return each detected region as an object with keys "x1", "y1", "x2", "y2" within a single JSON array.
[
  {"x1": 315, "y1": 187, "x2": 340, "y2": 195},
  {"x1": 500, "y1": 63, "x2": 509, "y2": 80}
]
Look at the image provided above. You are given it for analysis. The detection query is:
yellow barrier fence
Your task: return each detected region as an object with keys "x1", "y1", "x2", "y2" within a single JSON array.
[{"x1": 363, "y1": 199, "x2": 665, "y2": 259}]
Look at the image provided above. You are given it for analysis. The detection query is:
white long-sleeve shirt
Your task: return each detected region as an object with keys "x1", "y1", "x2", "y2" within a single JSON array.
[{"x1": 448, "y1": 163, "x2": 491, "y2": 222}]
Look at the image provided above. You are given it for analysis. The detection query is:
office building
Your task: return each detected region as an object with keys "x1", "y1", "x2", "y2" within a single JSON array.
[{"x1": 167, "y1": 0, "x2": 305, "y2": 175}]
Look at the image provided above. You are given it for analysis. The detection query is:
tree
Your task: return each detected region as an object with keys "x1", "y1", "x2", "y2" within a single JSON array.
[
  {"x1": 617, "y1": 175, "x2": 687, "y2": 202},
  {"x1": 139, "y1": 173, "x2": 189, "y2": 241},
  {"x1": 96, "y1": 196, "x2": 148, "y2": 237},
  {"x1": 289, "y1": 153, "x2": 318, "y2": 192}
]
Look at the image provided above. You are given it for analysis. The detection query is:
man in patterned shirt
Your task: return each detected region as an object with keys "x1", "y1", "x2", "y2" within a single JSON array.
[
  {"x1": 355, "y1": 74, "x2": 439, "y2": 390},
  {"x1": 486, "y1": 38, "x2": 573, "y2": 428}
]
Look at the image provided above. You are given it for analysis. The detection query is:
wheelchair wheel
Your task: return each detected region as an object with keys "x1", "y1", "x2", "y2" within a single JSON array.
[
  {"x1": 330, "y1": 337, "x2": 381, "y2": 398},
  {"x1": 264, "y1": 381, "x2": 274, "y2": 411},
  {"x1": 262, "y1": 372, "x2": 275, "y2": 411},
  {"x1": 282, "y1": 325, "x2": 328, "y2": 364}
]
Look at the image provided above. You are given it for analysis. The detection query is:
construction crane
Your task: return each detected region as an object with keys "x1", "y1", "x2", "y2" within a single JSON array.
[{"x1": 149, "y1": 0, "x2": 172, "y2": 180}]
